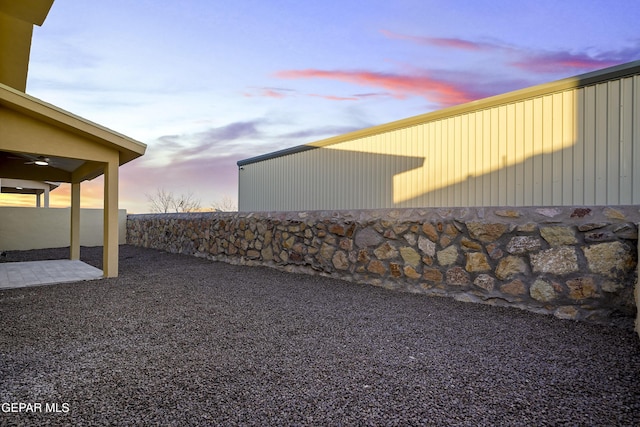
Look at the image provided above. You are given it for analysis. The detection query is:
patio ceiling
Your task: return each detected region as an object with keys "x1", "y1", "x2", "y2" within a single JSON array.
[{"x1": 0, "y1": 82, "x2": 146, "y2": 184}]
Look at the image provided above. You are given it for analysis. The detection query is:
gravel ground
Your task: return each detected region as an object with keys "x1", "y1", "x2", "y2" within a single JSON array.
[{"x1": 1, "y1": 245, "x2": 639, "y2": 426}]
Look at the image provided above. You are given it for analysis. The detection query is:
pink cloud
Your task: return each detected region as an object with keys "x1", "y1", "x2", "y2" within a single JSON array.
[
  {"x1": 381, "y1": 29, "x2": 640, "y2": 75},
  {"x1": 380, "y1": 29, "x2": 496, "y2": 51},
  {"x1": 309, "y1": 93, "x2": 359, "y2": 101},
  {"x1": 260, "y1": 89, "x2": 288, "y2": 98},
  {"x1": 276, "y1": 69, "x2": 482, "y2": 107},
  {"x1": 510, "y1": 52, "x2": 626, "y2": 73},
  {"x1": 244, "y1": 87, "x2": 295, "y2": 99}
]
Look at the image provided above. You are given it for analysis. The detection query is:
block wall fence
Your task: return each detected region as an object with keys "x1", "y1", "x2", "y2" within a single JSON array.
[{"x1": 126, "y1": 206, "x2": 639, "y2": 328}]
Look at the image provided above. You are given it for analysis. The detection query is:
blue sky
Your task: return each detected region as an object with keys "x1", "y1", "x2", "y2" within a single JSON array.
[{"x1": 20, "y1": 0, "x2": 640, "y2": 212}]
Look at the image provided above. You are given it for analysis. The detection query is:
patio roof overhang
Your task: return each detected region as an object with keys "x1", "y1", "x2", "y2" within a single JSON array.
[{"x1": 0, "y1": 82, "x2": 146, "y2": 182}]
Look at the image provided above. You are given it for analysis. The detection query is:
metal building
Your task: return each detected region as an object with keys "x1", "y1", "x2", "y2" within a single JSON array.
[{"x1": 238, "y1": 60, "x2": 640, "y2": 212}]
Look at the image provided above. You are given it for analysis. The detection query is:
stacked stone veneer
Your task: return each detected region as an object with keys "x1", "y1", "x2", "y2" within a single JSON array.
[{"x1": 126, "y1": 206, "x2": 639, "y2": 325}]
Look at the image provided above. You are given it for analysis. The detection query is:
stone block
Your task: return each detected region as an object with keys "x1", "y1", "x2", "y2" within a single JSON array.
[
  {"x1": 332, "y1": 251, "x2": 349, "y2": 270},
  {"x1": 577, "y1": 222, "x2": 607, "y2": 232},
  {"x1": 500, "y1": 279, "x2": 526, "y2": 296},
  {"x1": 246, "y1": 249, "x2": 260, "y2": 259},
  {"x1": 612, "y1": 223, "x2": 638, "y2": 239},
  {"x1": 404, "y1": 265, "x2": 421, "y2": 279},
  {"x1": 486, "y1": 243, "x2": 503, "y2": 260},
  {"x1": 355, "y1": 228, "x2": 383, "y2": 248},
  {"x1": 495, "y1": 209, "x2": 521, "y2": 218},
  {"x1": 473, "y1": 274, "x2": 495, "y2": 292},
  {"x1": 466, "y1": 222, "x2": 508, "y2": 242},
  {"x1": 404, "y1": 233, "x2": 417, "y2": 245},
  {"x1": 357, "y1": 249, "x2": 370, "y2": 263},
  {"x1": 422, "y1": 223, "x2": 439, "y2": 242},
  {"x1": 418, "y1": 236, "x2": 436, "y2": 257},
  {"x1": 495, "y1": 256, "x2": 527, "y2": 280},
  {"x1": 423, "y1": 268, "x2": 443, "y2": 283},
  {"x1": 283, "y1": 235, "x2": 296, "y2": 249},
  {"x1": 390, "y1": 263, "x2": 403, "y2": 278},
  {"x1": 566, "y1": 277, "x2": 597, "y2": 300},
  {"x1": 444, "y1": 224, "x2": 459, "y2": 237},
  {"x1": 440, "y1": 235, "x2": 454, "y2": 248},
  {"x1": 461, "y1": 237, "x2": 483, "y2": 251},
  {"x1": 465, "y1": 252, "x2": 491, "y2": 272},
  {"x1": 400, "y1": 247, "x2": 421, "y2": 267},
  {"x1": 367, "y1": 260, "x2": 386, "y2": 275},
  {"x1": 530, "y1": 246, "x2": 579, "y2": 275},
  {"x1": 339, "y1": 238, "x2": 353, "y2": 250},
  {"x1": 530, "y1": 279, "x2": 557, "y2": 302},
  {"x1": 536, "y1": 208, "x2": 561, "y2": 218},
  {"x1": 516, "y1": 223, "x2": 537, "y2": 232},
  {"x1": 319, "y1": 242, "x2": 336, "y2": 261},
  {"x1": 570, "y1": 208, "x2": 592, "y2": 218},
  {"x1": 584, "y1": 231, "x2": 615, "y2": 242},
  {"x1": 601, "y1": 280, "x2": 624, "y2": 293},
  {"x1": 437, "y1": 245, "x2": 458, "y2": 266},
  {"x1": 604, "y1": 207, "x2": 626, "y2": 220},
  {"x1": 540, "y1": 226, "x2": 577, "y2": 246},
  {"x1": 374, "y1": 242, "x2": 398, "y2": 260},
  {"x1": 506, "y1": 236, "x2": 541, "y2": 254},
  {"x1": 446, "y1": 267, "x2": 471, "y2": 286},
  {"x1": 583, "y1": 241, "x2": 636, "y2": 279},
  {"x1": 393, "y1": 224, "x2": 409, "y2": 235},
  {"x1": 329, "y1": 223, "x2": 346, "y2": 236}
]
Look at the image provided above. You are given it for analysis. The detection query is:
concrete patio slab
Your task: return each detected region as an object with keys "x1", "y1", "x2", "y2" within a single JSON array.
[{"x1": 0, "y1": 259, "x2": 103, "y2": 289}]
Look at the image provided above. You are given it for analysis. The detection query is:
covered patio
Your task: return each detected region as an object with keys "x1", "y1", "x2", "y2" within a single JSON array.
[
  {"x1": 0, "y1": 0, "x2": 146, "y2": 278},
  {"x1": 0, "y1": 178, "x2": 60, "y2": 207}
]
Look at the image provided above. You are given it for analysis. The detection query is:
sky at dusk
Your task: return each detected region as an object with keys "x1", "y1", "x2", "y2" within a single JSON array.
[{"x1": 6, "y1": 0, "x2": 640, "y2": 212}]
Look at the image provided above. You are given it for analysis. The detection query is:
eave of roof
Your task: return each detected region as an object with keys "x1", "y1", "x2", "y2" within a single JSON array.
[
  {"x1": 238, "y1": 59, "x2": 640, "y2": 167},
  {"x1": 0, "y1": 82, "x2": 146, "y2": 165},
  {"x1": 0, "y1": 0, "x2": 54, "y2": 26}
]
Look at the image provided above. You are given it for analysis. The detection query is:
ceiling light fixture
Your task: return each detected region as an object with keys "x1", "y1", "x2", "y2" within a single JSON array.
[{"x1": 34, "y1": 158, "x2": 49, "y2": 166}]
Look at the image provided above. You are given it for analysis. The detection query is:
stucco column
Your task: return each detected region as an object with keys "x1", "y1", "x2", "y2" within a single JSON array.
[
  {"x1": 44, "y1": 186, "x2": 49, "y2": 207},
  {"x1": 103, "y1": 157, "x2": 119, "y2": 277},
  {"x1": 70, "y1": 182, "x2": 81, "y2": 260}
]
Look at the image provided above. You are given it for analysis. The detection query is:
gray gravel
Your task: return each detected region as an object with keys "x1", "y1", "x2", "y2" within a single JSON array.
[{"x1": 1, "y1": 245, "x2": 639, "y2": 426}]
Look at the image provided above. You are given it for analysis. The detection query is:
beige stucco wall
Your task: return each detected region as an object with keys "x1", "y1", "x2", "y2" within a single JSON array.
[{"x1": 0, "y1": 207, "x2": 126, "y2": 250}]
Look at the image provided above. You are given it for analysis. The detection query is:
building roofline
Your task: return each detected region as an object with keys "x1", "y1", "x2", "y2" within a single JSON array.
[
  {"x1": 0, "y1": 82, "x2": 147, "y2": 164},
  {"x1": 238, "y1": 59, "x2": 640, "y2": 167},
  {"x1": 0, "y1": 0, "x2": 54, "y2": 26}
]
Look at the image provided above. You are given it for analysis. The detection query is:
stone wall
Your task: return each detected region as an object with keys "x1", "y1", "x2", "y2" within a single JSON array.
[{"x1": 126, "y1": 206, "x2": 639, "y2": 327}]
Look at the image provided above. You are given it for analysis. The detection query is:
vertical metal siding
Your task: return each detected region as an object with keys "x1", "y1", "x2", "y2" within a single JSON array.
[
  {"x1": 620, "y1": 77, "x2": 633, "y2": 204},
  {"x1": 239, "y1": 73, "x2": 639, "y2": 211},
  {"x1": 633, "y1": 75, "x2": 640, "y2": 204}
]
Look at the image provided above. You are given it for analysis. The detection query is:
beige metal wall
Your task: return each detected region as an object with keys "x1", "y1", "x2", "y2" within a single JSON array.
[
  {"x1": 0, "y1": 207, "x2": 127, "y2": 250},
  {"x1": 239, "y1": 69, "x2": 640, "y2": 211}
]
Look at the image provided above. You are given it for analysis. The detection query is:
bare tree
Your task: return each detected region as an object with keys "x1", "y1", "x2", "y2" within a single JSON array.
[
  {"x1": 211, "y1": 195, "x2": 237, "y2": 212},
  {"x1": 146, "y1": 188, "x2": 201, "y2": 213}
]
